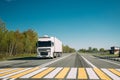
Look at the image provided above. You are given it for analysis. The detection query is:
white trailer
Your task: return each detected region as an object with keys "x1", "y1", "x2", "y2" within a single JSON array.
[{"x1": 36, "y1": 35, "x2": 62, "y2": 58}]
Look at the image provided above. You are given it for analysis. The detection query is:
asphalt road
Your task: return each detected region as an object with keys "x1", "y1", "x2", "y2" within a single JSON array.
[
  {"x1": 47, "y1": 53, "x2": 90, "y2": 67},
  {"x1": 45, "y1": 53, "x2": 120, "y2": 68},
  {"x1": 0, "y1": 53, "x2": 120, "y2": 80},
  {"x1": 0, "y1": 53, "x2": 120, "y2": 68},
  {"x1": 81, "y1": 53, "x2": 120, "y2": 68},
  {"x1": 0, "y1": 54, "x2": 69, "y2": 68}
]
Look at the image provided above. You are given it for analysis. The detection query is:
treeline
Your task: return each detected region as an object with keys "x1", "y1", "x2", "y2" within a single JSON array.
[
  {"x1": 0, "y1": 20, "x2": 38, "y2": 56},
  {"x1": 63, "y1": 45, "x2": 76, "y2": 53},
  {"x1": 78, "y1": 47, "x2": 108, "y2": 53}
]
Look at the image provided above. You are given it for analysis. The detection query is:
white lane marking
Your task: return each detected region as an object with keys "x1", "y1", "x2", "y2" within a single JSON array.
[
  {"x1": 44, "y1": 67, "x2": 63, "y2": 78},
  {"x1": 0, "y1": 68, "x2": 17, "y2": 74},
  {"x1": 21, "y1": 67, "x2": 48, "y2": 78},
  {"x1": 2, "y1": 78, "x2": 9, "y2": 80},
  {"x1": 86, "y1": 68, "x2": 99, "y2": 79},
  {"x1": 38, "y1": 54, "x2": 73, "y2": 68},
  {"x1": 81, "y1": 56, "x2": 97, "y2": 68},
  {"x1": 99, "y1": 59, "x2": 120, "y2": 66},
  {"x1": 3, "y1": 78, "x2": 15, "y2": 80},
  {"x1": 0, "y1": 68, "x2": 31, "y2": 78},
  {"x1": 102, "y1": 68, "x2": 120, "y2": 80},
  {"x1": 66, "y1": 68, "x2": 77, "y2": 79},
  {"x1": 116, "y1": 69, "x2": 120, "y2": 72}
]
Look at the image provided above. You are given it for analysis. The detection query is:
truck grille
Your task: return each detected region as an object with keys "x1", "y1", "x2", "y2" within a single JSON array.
[
  {"x1": 38, "y1": 48, "x2": 50, "y2": 52},
  {"x1": 40, "y1": 52, "x2": 48, "y2": 55}
]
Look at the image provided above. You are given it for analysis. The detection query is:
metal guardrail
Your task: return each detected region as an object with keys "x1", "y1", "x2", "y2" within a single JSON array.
[{"x1": 93, "y1": 55, "x2": 120, "y2": 62}]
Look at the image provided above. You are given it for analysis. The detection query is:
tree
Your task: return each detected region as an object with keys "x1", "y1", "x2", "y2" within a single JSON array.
[
  {"x1": 7, "y1": 31, "x2": 16, "y2": 55},
  {"x1": 63, "y1": 45, "x2": 76, "y2": 53},
  {"x1": 23, "y1": 29, "x2": 38, "y2": 54},
  {"x1": 63, "y1": 45, "x2": 69, "y2": 53},
  {"x1": 0, "y1": 19, "x2": 7, "y2": 54},
  {"x1": 92, "y1": 48, "x2": 98, "y2": 52},
  {"x1": 13, "y1": 30, "x2": 24, "y2": 54},
  {"x1": 78, "y1": 49, "x2": 86, "y2": 53},
  {"x1": 99, "y1": 48, "x2": 105, "y2": 52},
  {"x1": 88, "y1": 47, "x2": 92, "y2": 53},
  {"x1": 0, "y1": 30, "x2": 8, "y2": 54}
]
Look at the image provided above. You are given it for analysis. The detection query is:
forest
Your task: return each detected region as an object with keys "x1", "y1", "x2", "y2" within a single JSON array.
[{"x1": 0, "y1": 20, "x2": 38, "y2": 58}]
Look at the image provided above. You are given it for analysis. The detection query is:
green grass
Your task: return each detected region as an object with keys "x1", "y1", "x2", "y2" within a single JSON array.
[
  {"x1": 78, "y1": 52, "x2": 119, "y2": 57},
  {"x1": 93, "y1": 53, "x2": 119, "y2": 57},
  {"x1": 0, "y1": 53, "x2": 37, "y2": 61}
]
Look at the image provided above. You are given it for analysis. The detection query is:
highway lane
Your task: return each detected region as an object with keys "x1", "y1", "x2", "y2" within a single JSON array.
[
  {"x1": 0, "y1": 53, "x2": 69, "y2": 68},
  {"x1": 81, "y1": 53, "x2": 120, "y2": 68},
  {"x1": 47, "y1": 53, "x2": 90, "y2": 67}
]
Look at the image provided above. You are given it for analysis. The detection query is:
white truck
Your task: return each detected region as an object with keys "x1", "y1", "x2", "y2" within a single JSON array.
[{"x1": 36, "y1": 35, "x2": 62, "y2": 58}]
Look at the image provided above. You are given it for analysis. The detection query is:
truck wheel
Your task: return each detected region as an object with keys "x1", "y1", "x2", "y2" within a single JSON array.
[
  {"x1": 56, "y1": 53, "x2": 58, "y2": 57},
  {"x1": 58, "y1": 53, "x2": 60, "y2": 57},
  {"x1": 50, "y1": 57, "x2": 53, "y2": 59},
  {"x1": 59, "y1": 53, "x2": 62, "y2": 57},
  {"x1": 53, "y1": 53, "x2": 57, "y2": 58}
]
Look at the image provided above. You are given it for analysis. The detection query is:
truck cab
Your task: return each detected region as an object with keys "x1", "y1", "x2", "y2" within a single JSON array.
[{"x1": 36, "y1": 36, "x2": 62, "y2": 58}]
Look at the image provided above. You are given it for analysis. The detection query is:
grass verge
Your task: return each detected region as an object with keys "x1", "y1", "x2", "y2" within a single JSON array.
[{"x1": 0, "y1": 53, "x2": 36, "y2": 61}]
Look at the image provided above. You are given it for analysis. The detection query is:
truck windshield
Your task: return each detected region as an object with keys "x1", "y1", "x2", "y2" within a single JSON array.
[{"x1": 37, "y1": 41, "x2": 51, "y2": 47}]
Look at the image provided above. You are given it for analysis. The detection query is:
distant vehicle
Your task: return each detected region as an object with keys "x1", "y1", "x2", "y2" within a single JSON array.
[{"x1": 36, "y1": 35, "x2": 62, "y2": 58}]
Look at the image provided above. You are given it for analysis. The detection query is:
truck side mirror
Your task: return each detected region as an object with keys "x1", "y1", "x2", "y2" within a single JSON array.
[
  {"x1": 52, "y1": 42, "x2": 54, "y2": 46},
  {"x1": 36, "y1": 42, "x2": 38, "y2": 47}
]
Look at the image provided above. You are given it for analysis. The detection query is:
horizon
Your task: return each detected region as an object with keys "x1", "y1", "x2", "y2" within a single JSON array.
[{"x1": 0, "y1": 0, "x2": 120, "y2": 50}]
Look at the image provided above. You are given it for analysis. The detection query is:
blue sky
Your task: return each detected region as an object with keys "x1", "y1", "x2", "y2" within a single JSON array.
[{"x1": 0, "y1": 0, "x2": 120, "y2": 50}]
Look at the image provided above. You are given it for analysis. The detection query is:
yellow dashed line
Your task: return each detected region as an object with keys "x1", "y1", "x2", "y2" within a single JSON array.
[
  {"x1": 55, "y1": 67, "x2": 70, "y2": 79},
  {"x1": 109, "y1": 69, "x2": 120, "y2": 76},
  {"x1": 32, "y1": 67, "x2": 55, "y2": 78},
  {"x1": 9, "y1": 67, "x2": 39, "y2": 79},
  {"x1": 0, "y1": 68, "x2": 24, "y2": 76},
  {"x1": 94, "y1": 68, "x2": 111, "y2": 80},
  {"x1": 78, "y1": 68, "x2": 87, "y2": 79}
]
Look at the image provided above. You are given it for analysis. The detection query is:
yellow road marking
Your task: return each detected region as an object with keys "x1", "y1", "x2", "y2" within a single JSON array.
[
  {"x1": 94, "y1": 68, "x2": 111, "y2": 80},
  {"x1": 1, "y1": 67, "x2": 120, "y2": 79},
  {"x1": 55, "y1": 67, "x2": 70, "y2": 79},
  {"x1": 9, "y1": 67, "x2": 39, "y2": 79},
  {"x1": 78, "y1": 68, "x2": 87, "y2": 79},
  {"x1": 0, "y1": 68, "x2": 12, "y2": 72},
  {"x1": 109, "y1": 69, "x2": 120, "y2": 76},
  {"x1": 32, "y1": 67, "x2": 55, "y2": 78},
  {"x1": 0, "y1": 68, "x2": 24, "y2": 76}
]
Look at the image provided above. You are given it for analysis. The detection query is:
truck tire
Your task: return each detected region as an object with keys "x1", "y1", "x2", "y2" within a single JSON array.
[
  {"x1": 53, "y1": 53, "x2": 57, "y2": 58},
  {"x1": 59, "y1": 53, "x2": 62, "y2": 57},
  {"x1": 58, "y1": 53, "x2": 60, "y2": 57},
  {"x1": 57, "y1": 53, "x2": 60, "y2": 57},
  {"x1": 50, "y1": 57, "x2": 53, "y2": 59}
]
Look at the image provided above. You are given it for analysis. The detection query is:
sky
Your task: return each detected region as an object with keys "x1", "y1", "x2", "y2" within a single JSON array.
[{"x1": 0, "y1": 0, "x2": 120, "y2": 50}]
